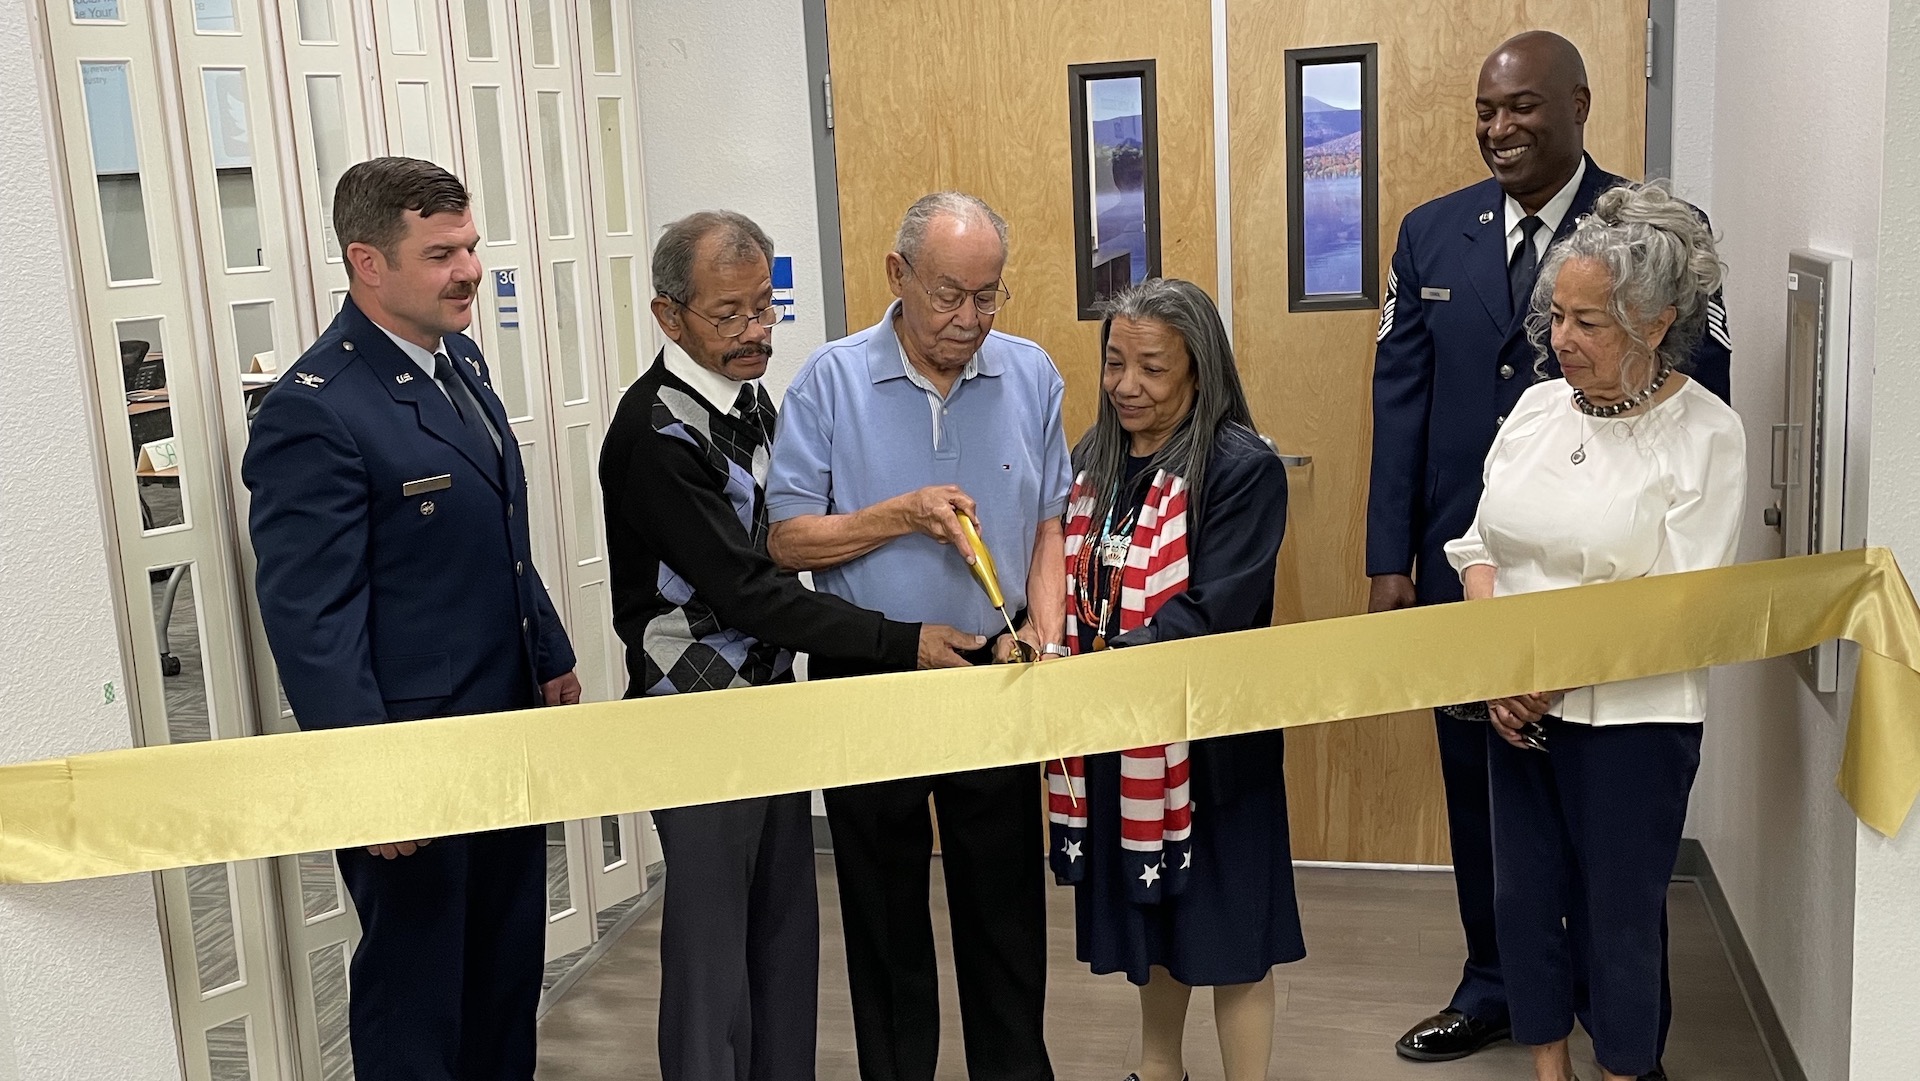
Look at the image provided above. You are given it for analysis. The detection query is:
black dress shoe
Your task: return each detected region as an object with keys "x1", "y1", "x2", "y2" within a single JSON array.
[{"x1": 1394, "y1": 1009, "x2": 1512, "y2": 1061}]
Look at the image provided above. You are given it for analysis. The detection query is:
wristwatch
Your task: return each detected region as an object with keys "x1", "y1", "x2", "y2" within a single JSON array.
[{"x1": 1040, "y1": 642, "x2": 1070, "y2": 658}]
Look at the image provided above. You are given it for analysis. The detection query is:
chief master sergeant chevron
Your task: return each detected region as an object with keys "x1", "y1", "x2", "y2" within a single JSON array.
[{"x1": 242, "y1": 156, "x2": 578, "y2": 1081}]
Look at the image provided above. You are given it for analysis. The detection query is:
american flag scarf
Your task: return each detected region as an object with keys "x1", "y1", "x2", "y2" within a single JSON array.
[{"x1": 1046, "y1": 468, "x2": 1193, "y2": 903}]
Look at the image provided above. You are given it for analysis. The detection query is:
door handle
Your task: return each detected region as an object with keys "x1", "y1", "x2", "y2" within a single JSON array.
[
  {"x1": 1257, "y1": 434, "x2": 1311, "y2": 467},
  {"x1": 1769, "y1": 423, "x2": 1789, "y2": 491}
]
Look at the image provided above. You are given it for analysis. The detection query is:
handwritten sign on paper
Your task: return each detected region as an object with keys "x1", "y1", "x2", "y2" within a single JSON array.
[{"x1": 136, "y1": 437, "x2": 181, "y2": 474}]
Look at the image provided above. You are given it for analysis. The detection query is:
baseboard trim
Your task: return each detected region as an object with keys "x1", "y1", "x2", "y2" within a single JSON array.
[
  {"x1": 1292, "y1": 859, "x2": 1452, "y2": 872},
  {"x1": 1672, "y1": 838, "x2": 1807, "y2": 1081},
  {"x1": 537, "y1": 871, "x2": 664, "y2": 1019}
]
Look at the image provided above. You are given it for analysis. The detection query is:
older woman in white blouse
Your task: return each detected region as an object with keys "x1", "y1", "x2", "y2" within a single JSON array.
[{"x1": 1445, "y1": 182, "x2": 1745, "y2": 1081}]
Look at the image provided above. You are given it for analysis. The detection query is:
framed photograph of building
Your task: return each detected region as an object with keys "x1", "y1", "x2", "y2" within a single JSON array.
[
  {"x1": 1285, "y1": 44, "x2": 1379, "y2": 312},
  {"x1": 1069, "y1": 59, "x2": 1162, "y2": 319}
]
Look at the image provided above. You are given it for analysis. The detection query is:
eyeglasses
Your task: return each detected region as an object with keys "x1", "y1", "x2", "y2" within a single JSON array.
[
  {"x1": 662, "y1": 294, "x2": 782, "y2": 338},
  {"x1": 899, "y1": 255, "x2": 1012, "y2": 316}
]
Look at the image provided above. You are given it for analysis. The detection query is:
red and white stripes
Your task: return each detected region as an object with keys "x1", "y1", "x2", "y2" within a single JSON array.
[{"x1": 1049, "y1": 469, "x2": 1195, "y2": 900}]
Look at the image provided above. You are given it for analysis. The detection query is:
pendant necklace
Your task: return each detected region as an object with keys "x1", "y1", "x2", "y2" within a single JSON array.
[
  {"x1": 1570, "y1": 365, "x2": 1671, "y2": 465},
  {"x1": 1571, "y1": 417, "x2": 1595, "y2": 465}
]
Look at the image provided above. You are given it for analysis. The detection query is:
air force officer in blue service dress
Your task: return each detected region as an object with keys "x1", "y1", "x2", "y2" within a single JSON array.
[
  {"x1": 1366, "y1": 33, "x2": 1730, "y2": 1069},
  {"x1": 243, "y1": 157, "x2": 579, "y2": 1081}
]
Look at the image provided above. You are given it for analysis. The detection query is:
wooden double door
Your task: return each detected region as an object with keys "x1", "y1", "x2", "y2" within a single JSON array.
[{"x1": 823, "y1": 0, "x2": 1648, "y2": 863}]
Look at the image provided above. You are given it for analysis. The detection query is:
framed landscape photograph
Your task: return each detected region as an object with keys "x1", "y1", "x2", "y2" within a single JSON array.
[
  {"x1": 1285, "y1": 44, "x2": 1379, "y2": 312},
  {"x1": 1069, "y1": 59, "x2": 1162, "y2": 319}
]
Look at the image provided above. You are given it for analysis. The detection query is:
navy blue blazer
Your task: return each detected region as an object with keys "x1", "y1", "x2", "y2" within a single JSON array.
[
  {"x1": 243, "y1": 297, "x2": 575, "y2": 730},
  {"x1": 1367, "y1": 158, "x2": 1733, "y2": 604}
]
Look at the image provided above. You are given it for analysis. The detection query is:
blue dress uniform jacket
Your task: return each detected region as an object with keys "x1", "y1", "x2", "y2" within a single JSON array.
[
  {"x1": 242, "y1": 295, "x2": 574, "y2": 1081},
  {"x1": 244, "y1": 296, "x2": 574, "y2": 728},
  {"x1": 1368, "y1": 157, "x2": 1732, "y2": 606}
]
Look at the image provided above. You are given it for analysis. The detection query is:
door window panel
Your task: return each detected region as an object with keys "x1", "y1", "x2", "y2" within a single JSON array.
[{"x1": 81, "y1": 62, "x2": 155, "y2": 282}]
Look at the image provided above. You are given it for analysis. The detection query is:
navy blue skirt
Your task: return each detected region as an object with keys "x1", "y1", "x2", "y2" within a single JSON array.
[{"x1": 1070, "y1": 730, "x2": 1306, "y2": 986}]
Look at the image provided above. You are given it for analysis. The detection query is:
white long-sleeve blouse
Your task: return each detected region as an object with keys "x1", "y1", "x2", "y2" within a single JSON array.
[{"x1": 1444, "y1": 376, "x2": 1747, "y2": 726}]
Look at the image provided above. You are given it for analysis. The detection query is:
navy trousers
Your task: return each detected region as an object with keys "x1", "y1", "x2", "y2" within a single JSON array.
[
  {"x1": 653, "y1": 793, "x2": 820, "y2": 1081},
  {"x1": 336, "y1": 823, "x2": 548, "y2": 1081},
  {"x1": 1488, "y1": 720, "x2": 1701, "y2": 1076},
  {"x1": 1434, "y1": 711, "x2": 1506, "y2": 1024}
]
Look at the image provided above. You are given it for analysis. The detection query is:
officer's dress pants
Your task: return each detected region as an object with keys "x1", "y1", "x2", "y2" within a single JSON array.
[{"x1": 337, "y1": 824, "x2": 548, "y2": 1081}]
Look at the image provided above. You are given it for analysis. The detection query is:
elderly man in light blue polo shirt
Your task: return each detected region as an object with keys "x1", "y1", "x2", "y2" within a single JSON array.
[{"x1": 766, "y1": 191, "x2": 1068, "y2": 1081}]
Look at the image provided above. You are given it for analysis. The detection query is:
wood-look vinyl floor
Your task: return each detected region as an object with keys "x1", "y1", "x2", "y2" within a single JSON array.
[{"x1": 536, "y1": 856, "x2": 1772, "y2": 1080}]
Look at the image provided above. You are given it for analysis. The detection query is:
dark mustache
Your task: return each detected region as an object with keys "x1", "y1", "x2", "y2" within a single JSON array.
[{"x1": 725, "y1": 343, "x2": 773, "y2": 362}]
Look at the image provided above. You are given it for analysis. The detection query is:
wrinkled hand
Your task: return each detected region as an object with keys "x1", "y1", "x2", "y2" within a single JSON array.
[
  {"x1": 992, "y1": 631, "x2": 1041, "y2": 664},
  {"x1": 543, "y1": 670, "x2": 582, "y2": 707},
  {"x1": 1368, "y1": 573, "x2": 1416, "y2": 613},
  {"x1": 918, "y1": 624, "x2": 984, "y2": 669},
  {"x1": 1489, "y1": 692, "x2": 1554, "y2": 748},
  {"x1": 366, "y1": 839, "x2": 433, "y2": 859},
  {"x1": 900, "y1": 485, "x2": 980, "y2": 561}
]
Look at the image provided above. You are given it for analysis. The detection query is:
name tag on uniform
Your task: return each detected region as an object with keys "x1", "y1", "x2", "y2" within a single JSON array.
[
  {"x1": 402, "y1": 474, "x2": 453, "y2": 496},
  {"x1": 1420, "y1": 287, "x2": 1452, "y2": 301}
]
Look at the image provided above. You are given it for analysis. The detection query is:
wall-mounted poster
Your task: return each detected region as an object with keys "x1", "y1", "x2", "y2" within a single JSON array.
[
  {"x1": 1069, "y1": 60, "x2": 1161, "y2": 319},
  {"x1": 1286, "y1": 44, "x2": 1379, "y2": 312}
]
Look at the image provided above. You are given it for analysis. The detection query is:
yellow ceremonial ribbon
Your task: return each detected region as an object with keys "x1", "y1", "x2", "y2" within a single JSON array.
[{"x1": 3, "y1": 548, "x2": 1918, "y2": 884}]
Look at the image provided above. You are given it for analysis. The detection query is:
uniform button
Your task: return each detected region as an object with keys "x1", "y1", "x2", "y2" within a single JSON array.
[
  {"x1": 1495, "y1": 414, "x2": 1507, "y2": 426},
  {"x1": 515, "y1": 561, "x2": 524, "y2": 576},
  {"x1": 419, "y1": 500, "x2": 435, "y2": 516},
  {"x1": 342, "y1": 341, "x2": 355, "y2": 352},
  {"x1": 508, "y1": 505, "x2": 514, "y2": 517},
  {"x1": 521, "y1": 617, "x2": 530, "y2": 632},
  {"x1": 1499, "y1": 364, "x2": 1515, "y2": 379}
]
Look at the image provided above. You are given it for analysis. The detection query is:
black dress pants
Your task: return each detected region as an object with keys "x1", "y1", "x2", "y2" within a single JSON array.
[
  {"x1": 653, "y1": 792, "x2": 820, "y2": 1081},
  {"x1": 822, "y1": 765, "x2": 1053, "y2": 1081},
  {"x1": 336, "y1": 823, "x2": 548, "y2": 1081}
]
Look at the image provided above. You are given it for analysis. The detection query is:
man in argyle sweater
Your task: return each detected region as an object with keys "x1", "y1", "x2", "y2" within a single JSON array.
[{"x1": 600, "y1": 210, "x2": 981, "y2": 1081}]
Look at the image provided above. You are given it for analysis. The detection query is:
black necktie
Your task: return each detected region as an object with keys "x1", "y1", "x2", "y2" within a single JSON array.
[
  {"x1": 1509, "y1": 215, "x2": 1544, "y2": 315},
  {"x1": 433, "y1": 352, "x2": 500, "y2": 460}
]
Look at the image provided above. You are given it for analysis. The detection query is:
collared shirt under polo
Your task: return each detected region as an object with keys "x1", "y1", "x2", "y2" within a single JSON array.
[{"x1": 766, "y1": 301, "x2": 1073, "y2": 636}]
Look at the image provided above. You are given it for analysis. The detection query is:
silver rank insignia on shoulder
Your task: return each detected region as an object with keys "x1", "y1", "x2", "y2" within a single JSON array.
[
  {"x1": 1479, "y1": 210, "x2": 1496, "y2": 224},
  {"x1": 294, "y1": 372, "x2": 326, "y2": 388},
  {"x1": 395, "y1": 372, "x2": 414, "y2": 384},
  {"x1": 467, "y1": 357, "x2": 481, "y2": 375}
]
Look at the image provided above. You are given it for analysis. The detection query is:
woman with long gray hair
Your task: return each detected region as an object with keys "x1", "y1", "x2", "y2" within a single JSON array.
[
  {"x1": 1044, "y1": 278, "x2": 1301, "y2": 1081},
  {"x1": 1445, "y1": 181, "x2": 1745, "y2": 1081}
]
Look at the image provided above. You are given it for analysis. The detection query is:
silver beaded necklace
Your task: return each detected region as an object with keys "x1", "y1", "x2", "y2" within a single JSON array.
[{"x1": 1569, "y1": 366, "x2": 1672, "y2": 465}]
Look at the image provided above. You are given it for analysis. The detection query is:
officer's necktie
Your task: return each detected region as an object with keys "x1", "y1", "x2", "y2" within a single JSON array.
[
  {"x1": 1509, "y1": 215, "x2": 1545, "y2": 315},
  {"x1": 433, "y1": 352, "x2": 501, "y2": 460}
]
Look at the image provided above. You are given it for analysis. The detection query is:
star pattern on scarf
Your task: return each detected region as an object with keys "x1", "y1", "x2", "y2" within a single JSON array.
[
  {"x1": 1062, "y1": 839, "x2": 1082, "y2": 863},
  {"x1": 1180, "y1": 849, "x2": 1193, "y2": 869},
  {"x1": 1139, "y1": 861, "x2": 1163, "y2": 887}
]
